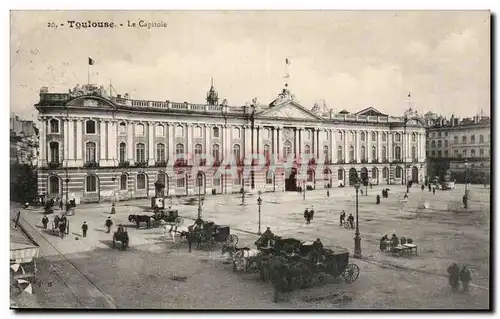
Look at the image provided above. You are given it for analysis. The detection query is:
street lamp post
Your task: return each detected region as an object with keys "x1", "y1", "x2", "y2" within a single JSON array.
[
  {"x1": 353, "y1": 181, "x2": 362, "y2": 259},
  {"x1": 197, "y1": 174, "x2": 202, "y2": 219},
  {"x1": 403, "y1": 97, "x2": 414, "y2": 188},
  {"x1": 464, "y1": 159, "x2": 468, "y2": 209},
  {"x1": 242, "y1": 176, "x2": 246, "y2": 206},
  {"x1": 257, "y1": 193, "x2": 262, "y2": 235},
  {"x1": 303, "y1": 181, "x2": 306, "y2": 200}
]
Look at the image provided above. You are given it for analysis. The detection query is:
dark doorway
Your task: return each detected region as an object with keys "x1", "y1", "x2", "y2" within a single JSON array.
[
  {"x1": 412, "y1": 166, "x2": 418, "y2": 183},
  {"x1": 349, "y1": 168, "x2": 358, "y2": 186},
  {"x1": 285, "y1": 168, "x2": 298, "y2": 191}
]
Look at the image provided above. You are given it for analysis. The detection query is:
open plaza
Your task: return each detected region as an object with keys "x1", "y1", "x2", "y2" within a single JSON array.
[{"x1": 13, "y1": 183, "x2": 490, "y2": 309}]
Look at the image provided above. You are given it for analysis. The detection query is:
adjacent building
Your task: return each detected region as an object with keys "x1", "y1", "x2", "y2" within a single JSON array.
[
  {"x1": 424, "y1": 112, "x2": 491, "y2": 183},
  {"x1": 35, "y1": 83, "x2": 427, "y2": 203},
  {"x1": 10, "y1": 115, "x2": 38, "y2": 165}
]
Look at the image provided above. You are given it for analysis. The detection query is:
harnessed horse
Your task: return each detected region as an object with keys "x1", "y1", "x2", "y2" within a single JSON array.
[{"x1": 128, "y1": 214, "x2": 152, "y2": 228}]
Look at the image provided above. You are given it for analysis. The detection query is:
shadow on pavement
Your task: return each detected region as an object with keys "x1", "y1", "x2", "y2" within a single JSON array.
[
  {"x1": 99, "y1": 240, "x2": 115, "y2": 249},
  {"x1": 94, "y1": 228, "x2": 107, "y2": 233}
]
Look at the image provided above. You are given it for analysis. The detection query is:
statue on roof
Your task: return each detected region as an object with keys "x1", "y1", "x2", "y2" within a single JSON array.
[{"x1": 311, "y1": 103, "x2": 321, "y2": 114}]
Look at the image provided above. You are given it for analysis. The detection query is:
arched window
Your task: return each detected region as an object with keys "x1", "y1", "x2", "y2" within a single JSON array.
[
  {"x1": 411, "y1": 146, "x2": 416, "y2": 160},
  {"x1": 360, "y1": 132, "x2": 365, "y2": 142},
  {"x1": 264, "y1": 144, "x2": 270, "y2": 160},
  {"x1": 212, "y1": 127, "x2": 220, "y2": 138},
  {"x1": 212, "y1": 144, "x2": 220, "y2": 162},
  {"x1": 323, "y1": 168, "x2": 331, "y2": 181},
  {"x1": 195, "y1": 172, "x2": 204, "y2": 187},
  {"x1": 119, "y1": 122, "x2": 126, "y2": 135},
  {"x1": 85, "y1": 142, "x2": 96, "y2": 162},
  {"x1": 49, "y1": 119, "x2": 59, "y2": 133},
  {"x1": 156, "y1": 143, "x2": 165, "y2": 162},
  {"x1": 176, "y1": 125, "x2": 184, "y2": 137},
  {"x1": 350, "y1": 131, "x2": 355, "y2": 141},
  {"x1": 323, "y1": 146, "x2": 329, "y2": 162},
  {"x1": 233, "y1": 144, "x2": 241, "y2": 162},
  {"x1": 136, "y1": 143, "x2": 146, "y2": 162},
  {"x1": 135, "y1": 123, "x2": 145, "y2": 136},
  {"x1": 382, "y1": 132, "x2": 387, "y2": 142},
  {"x1": 86, "y1": 175, "x2": 97, "y2": 192},
  {"x1": 304, "y1": 145, "x2": 311, "y2": 155},
  {"x1": 194, "y1": 144, "x2": 203, "y2": 155},
  {"x1": 382, "y1": 167, "x2": 388, "y2": 178},
  {"x1": 382, "y1": 146, "x2": 387, "y2": 161},
  {"x1": 395, "y1": 133, "x2": 401, "y2": 142},
  {"x1": 372, "y1": 146, "x2": 377, "y2": 161},
  {"x1": 176, "y1": 174, "x2": 185, "y2": 188},
  {"x1": 349, "y1": 146, "x2": 354, "y2": 162},
  {"x1": 361, "y1": 146, "x2": 366, "y2": 161},
  {"x1": 412, "y1": 133, "x2": 416, "y2": 142},
  {"x1": 395, "y1": 146, "x2": 401, "y2": 161},
  {"x1": 137, "y1": 173, "x2": 146, "y2": 190},
  {"x1": 337, "y1": 146, "x2": 343, "y2": 161},
  {"x1": 49, "y1": 141, "x2": 59, "y2": 163},
  {"x1": 395, "y1": 167, "x2": 402, "y2": 178},
  {"x1": 307, "y1": 169, "x2": 314, "y2": 182},
  {"x1": 372, "y1": 132, "x2": 376, "y2": 142},
  {"x1": 49, "y1": 175, "x2": 59, "y2": 194},
  {"x1": 86, "y1": 120, "x2": 96, "y2": 134},
  {"x1": 119, "y1": 142, "x2": 126, "y2": 163},
  {"x1": 307, "y1": 130, "x2": 312, "y2": 140},
  {"x1": 372, "y1": 168, "x2": 377, "y2": 179},
  {"x1": 176, "y1": 143, "x2": 185, "y2": 159},
  {"x1": 194, "y1": 126, "x2": 203, "y2": 138},
  {"x1": 120, "y1": 174, "x2": 128, "y2": 191},
  {"x1": 156, "y1": 124, "x2": 165, "y2": 136},
  {"x1": 338, "y1": 169, "x2": 344, "y2": 181},
  {"x1": 234, "y1": 127, "x2": 241, "y2": 139},
  {"x1": 337, "y1": 131, "x2": 343, "y2": 141},
  {"x1": 283, "y1": 141, "x2": 292, "y2": 158},
  {"x1": 266, "y1": 170, "x2": 274, "y2": 184}
]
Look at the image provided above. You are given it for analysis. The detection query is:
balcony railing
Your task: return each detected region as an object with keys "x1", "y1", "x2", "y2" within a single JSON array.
[
  {"x1": 134, "y1": 161, "x2": 148, "y2": 168},
  {"x1": 84, "y1": 161, "x2": 99, "y2": 169},
  {"x1": 47, "y1": 161, "x2": 62, "y2": 169},
  {"x1": 154, "y1": 160, "x2": 167, "y2": 167},
  {"x1": 118, "y1": 161, "x2": 130, "y2": 168}
]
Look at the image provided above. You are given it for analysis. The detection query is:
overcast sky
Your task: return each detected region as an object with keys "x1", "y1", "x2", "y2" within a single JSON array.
[{"x1": 10, "y1": 10, "x2": 490, "y2": 120}]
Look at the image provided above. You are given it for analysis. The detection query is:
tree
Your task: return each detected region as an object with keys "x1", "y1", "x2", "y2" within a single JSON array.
[{"x1": 10, "y1": 163, "x2": 37, "y2": 203}]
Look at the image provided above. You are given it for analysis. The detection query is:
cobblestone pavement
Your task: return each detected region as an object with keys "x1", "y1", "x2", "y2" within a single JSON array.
[{"x1": 15, "y1": 184, "x2": 490, "y2": 309}]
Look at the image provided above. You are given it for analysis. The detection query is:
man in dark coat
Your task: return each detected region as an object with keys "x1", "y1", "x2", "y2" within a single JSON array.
[
  {"x1": 447, "y1": 263, "x2": 460, "y2": 291},
  {"x1": 59, "y1": 200, "x2": 63, "y2": 211},
  {"x1": 42, "y1": 215, "x2": 49, "y2": 229},
  {"x1": 53, "y1": 215, "x2": 60, "y2": 229},
  {"x1": 304, "y1": 208, "x2": 310, "y2": 224},
  {"x1": 376, "y1": 195, "x2": 381, "y2": 204},
  {"x1": 58, "y1": 221, "x2": 66, "y2": 238},
  {"x1": 311, "y1": 238, "x2": 324, "y2": 263},
  {"x1": 347, "y1": 213, "x2": 354, "y2": 229},
  {"x1": 421, "y1": 184, "x2": 425, "y2": 191},
  {"x1": 82, "y1": 221, "x2": 88, "y2": 238},
  {"x1": 428, "y1": 184, "x2": 432, "y2": 192},
  {"x1": 105, "y1": 217, "x2": 113, "y2": 233},
  {"x1": 340, "y1": 210, "x2": 346, "y2": 226},
  {"x1": 390, "y1": 234, "x2": 399, "y2": 248},
  {"x1": 110, "y1": 203, "x2": 116, "y2": 215},
  {"x1": 380, "y1": 235, "x2": 389, "y2": 251},
  {"x1": 459, "y1": 265, "x2": 471, "y2": 292}
]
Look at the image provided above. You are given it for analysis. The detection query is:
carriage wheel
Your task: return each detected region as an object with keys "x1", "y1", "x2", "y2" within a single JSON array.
[
  {"x1": 225, "y1": 234, "x2": 239, "y2": 247},
  {"x1": 175, "y1": 217, "x2": 184, "y2": 226},
  {"x1": 342, "y1": 263, "x2": 360, "y2": 284}
]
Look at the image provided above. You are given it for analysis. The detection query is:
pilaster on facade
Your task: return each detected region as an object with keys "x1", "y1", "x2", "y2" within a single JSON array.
[
  {"x1": 168, "y1": 123, "x2": 174, "y2": 163},
  {"x1": 127, "y1": 121, "x2": 135, "y2": 165},
  {"x1": 147, "y1": 121, "x2": 155, "y2": 166},
  {"x1": 257, "y1": 125, "x2": 264, "y2": 155},
  {"x1": 38, "y1": 119, "x2": 47, "y2": 167}
]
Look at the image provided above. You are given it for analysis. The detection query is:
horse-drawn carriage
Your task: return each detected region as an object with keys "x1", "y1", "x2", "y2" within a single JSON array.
[
  {"x1": 152, "y1": 209, "x2": 184, "y2": 227},
  {"x1": 112, "y1": 229, "x2": 129, "y2": 251},
  {"x1": 230, "y1": 233, "x2": 360, "y2": 302},
  {"x1": 183, "y1": 220, "x2": 238, "y2": 251}
]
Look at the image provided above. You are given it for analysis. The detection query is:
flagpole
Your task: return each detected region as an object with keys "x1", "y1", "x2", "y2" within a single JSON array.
[{"x1": 88, "y1": 61, "x2": 90, "y2": 85}]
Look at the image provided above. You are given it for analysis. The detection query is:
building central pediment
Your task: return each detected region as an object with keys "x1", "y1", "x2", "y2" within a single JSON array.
[{"x1": 256, "y1": 101, "x2": 323, "y2": 121}]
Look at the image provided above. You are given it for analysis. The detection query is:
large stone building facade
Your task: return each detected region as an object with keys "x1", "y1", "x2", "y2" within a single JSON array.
[
  {"x1": 35, "y1": 83, "x2": 427, "y2": 203},
  {"x1": 424, "y1": 113, "x2": 491, "y2": 183},
  {"x1": 10, "y1": 115, "x2": 38, "y2": 165}
]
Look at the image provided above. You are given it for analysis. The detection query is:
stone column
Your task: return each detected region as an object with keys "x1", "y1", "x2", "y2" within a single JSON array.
[
  {"x1": 63, "y1": 119, "x2": 69, "y2": 165},
  {"x1": 377, "y1": 131, "x2": 382, "y2": 161},
  {"x1": 127, "y1": 121, "x2": 135, "y2": 165},
  {"x1": 331, "y1": 129, "x2": 335, "y2": 163},
  {"x1": 186, "y1": 123, "x2": 192, "y2": 165},
  {"x1": 245, "y1": 125, "x2": 251, "y2": 159},
  {"x1": 343, "y1": 130, "x2": 348, "y2": 162},
  {"x1": 68, "y1": 119, "x2": 75, "y2": 164},
  {"x1": 76, "y1": 119, "x2": 83, "y2": 165},
  {"x1": 355, "y1": 131, "x2": 360, "y2": 163},
  {"x1": 276, "y1": 126, "x2": 281, "y2": 159},
  {"x1": 388, "y1": 131, "x2": 393, "y2": 162},
  {"x1": 367, "y1": 131, "x2": 371, "y2": 163},
  {"x1": 258, "y1": 126, "x2": 264, "y2": 155},
  {"x1": 298, "y1": 128, "x2": 303, "y2": 155},
  {"x1": 311, "y1": 128, "x2": 315, "y2": 157},
  {"x1": 148, "y1": 122, "x2": 155, "y2": 166},
  {"x1": 98, "y1": 120, "x2": 106, "y2": 165},
  {"x1": 272, "y1": 127, "x2": 278, "y2": 156},
  {"x1": 317, "y1": 129, "x2": 323, "y2": 159},
  {"x1": 225, "y1": 125, "x2": 231, "y2": 161},
  {"x1": 205, "y1": 124, "x2": 210, "y2": 161},
  {"x1": 38, "y1": 118, "x2": 46, "y2": 166}
]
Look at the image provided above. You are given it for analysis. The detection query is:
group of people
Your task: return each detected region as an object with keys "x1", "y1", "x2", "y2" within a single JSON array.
[
  {"x1": 339, "y1": 210, "x2": 354, "y2": 229},
  {"x1": 303, "y1": 206, "x2": 315, "y2": 224},
  {"x1": 379, "y1": 234, "x2": 413, "y2": 251},
  {"x1": 447, "y1": 263, "x2": 472, "y2": 292},
  {"x1": 42, "y1": 214, "x2": 69, "y2": 238}
]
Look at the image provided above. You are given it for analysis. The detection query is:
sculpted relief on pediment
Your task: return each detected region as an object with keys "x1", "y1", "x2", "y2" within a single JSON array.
[{"x1": 261, "y1": 104, "x2": 319, "y2": 121}]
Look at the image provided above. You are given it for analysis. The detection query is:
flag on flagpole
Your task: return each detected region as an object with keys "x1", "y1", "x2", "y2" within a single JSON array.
[
  {"x1": 88, "y1": 57, "x2": 95, "y2": 65},
  {"x1": 285, "y1": 58, "x2": 290, "y2": 65},
  {"x1": 408, "y1": 92, "x2": 411, "y2": 98}
]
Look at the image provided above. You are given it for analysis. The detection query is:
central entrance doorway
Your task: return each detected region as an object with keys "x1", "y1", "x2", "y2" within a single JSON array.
[{"x1": 285, "y1": 168, "x2": 298, "y2": 191}]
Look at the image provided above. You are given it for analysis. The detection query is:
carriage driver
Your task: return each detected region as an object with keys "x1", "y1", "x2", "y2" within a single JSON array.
[
  {"x1": 262, "y1": 227, "x2": 275, "y2": 247},
  {"x1": 117, "y1": 224, "x2": 125, "y2": 234},
  {"x1": 193, "y1": 218, "x2": 204, "y2": 231}
]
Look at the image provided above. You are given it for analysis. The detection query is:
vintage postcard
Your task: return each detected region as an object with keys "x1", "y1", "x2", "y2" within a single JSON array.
[{"x1": 9, "y1": 10, "x2": 491, "y2": 309}]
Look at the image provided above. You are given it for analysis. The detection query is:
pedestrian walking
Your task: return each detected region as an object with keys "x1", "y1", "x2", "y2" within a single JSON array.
[
  {"x1": 459, "y1": 265, "x2": 471, "y2": 292},
  {"x1": 428, "y1": 184, "x2": 431, "y2": 192},
  {"x1": 110, "y1": 203, "x2": 116, "y2": 215},
  {"x1": 376, "y1": 194, "x2": 380, "y2": 204},
  {"x1": 326, "y1": 189, "x2": 330, "y2": 198},
  {"x1": 339, "y1": 210, "x2": 346, "y2": 226},
  {"x1": 42, "y1": 216, "x2": 49, "y2": 229},
  {"x1": 421, "y1": 184, "x2": 425, "y2": 191},
  {"x1": 82, "y1": 221, "x2": 88, "y2": 238},
  {"x1": 447, "y1": 262, "x2": 460, "y2": 291},
  {"x1": 347, "y1": 213, "x2": 354, "y2": 229},
  {"x1": 59, "y1": 200, "x2": 63, "y2": 211},
  {"x1": 432, "y1": 187, "x2": 436, "y2": 195},
  {"x1": 58, "y1": 221, "x2": 66, "y2": 239},
  {"x1": 105, "y1": 217, "x2": 113, "y2": 233}
]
